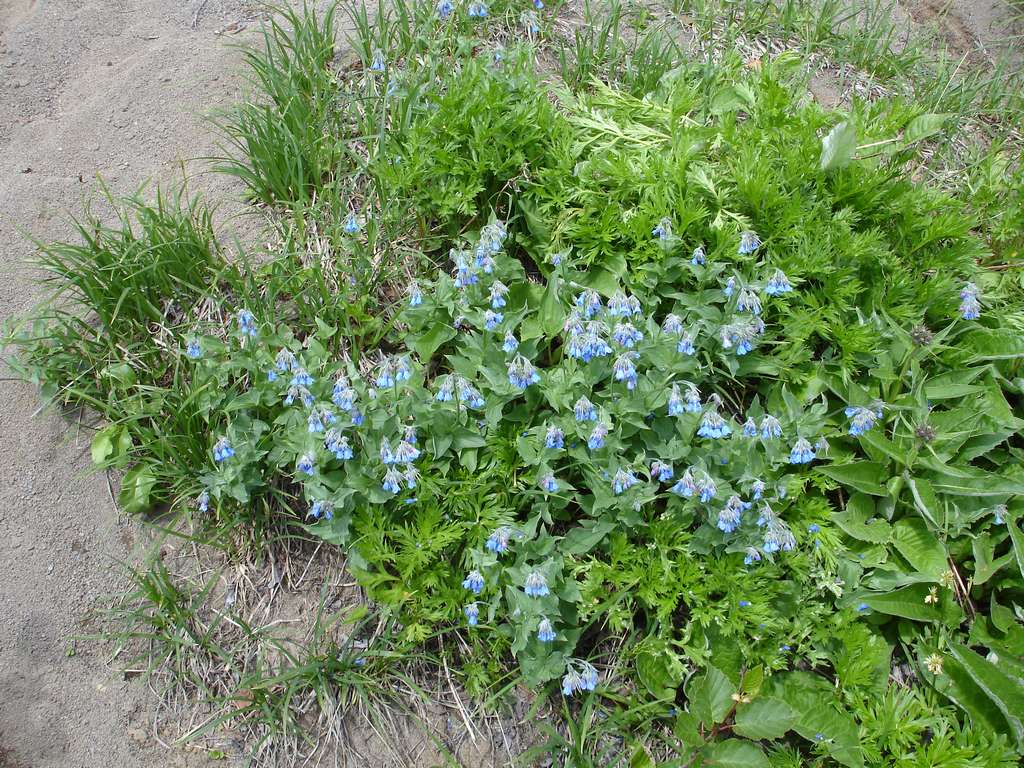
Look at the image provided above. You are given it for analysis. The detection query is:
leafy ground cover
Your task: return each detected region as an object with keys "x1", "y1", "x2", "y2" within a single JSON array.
[{"x1": 6, "y1": 0, "x2": 1024, "y2": 765}]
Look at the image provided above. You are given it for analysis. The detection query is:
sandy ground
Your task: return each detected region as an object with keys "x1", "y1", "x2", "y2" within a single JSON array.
[
  {"x1": 0, "y1": 1, "x2": 263, "y2": 766},
  {"x1": 0, "y1": 0, "x2": 1019, "y2": 767}
]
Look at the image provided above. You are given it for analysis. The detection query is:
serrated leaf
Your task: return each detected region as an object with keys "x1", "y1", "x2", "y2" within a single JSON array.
[
  {"x1": 701, "y1": 739, "x2": 768, "y2": 767},
  {"x1": 818, "y1": 461, "x2": 887, "y2": 496},
  {"x1": 892, "y1": 518, "x2": 947, "y2": 578},
  {"x1": 733, "y1": 697, "x2": 796, "y2": 740},
  {"x1": 820, "y1": 121, "x2": 857, "y2": 171},
  {"x1": 949, "y1": 643, "x2": 1024, "y2": 745}
]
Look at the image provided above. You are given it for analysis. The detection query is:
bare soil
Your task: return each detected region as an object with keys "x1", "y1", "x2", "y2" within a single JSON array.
[{"x1": 0, "y1": 0, "x2": 1019, "y2": 766}]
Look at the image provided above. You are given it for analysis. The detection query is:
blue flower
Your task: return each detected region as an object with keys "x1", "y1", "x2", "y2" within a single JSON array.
[
  {"x1": 738, "y1": 230, "x2": 761, "y2": 254},
  {"x1": 196, "y1": 491, "x2": 209, "y2": 513},
  {"x1": 759, "y1": 415, "x2": 782, "y2": 440},
  {"x1": 533, "y1": 0, "x2": 544, "y2": 8},
  {"x1": 739, "y1": 599, "x2": 750, "y2": 607},
  {"x1": 671, "y1": 468, "x2": 696, "y2": 497},
  {"x1": 718, "y1": 495, "x2": 745, "y2": 533},
  {"x1": 489, "y1": 281, "x2": 509, "y2": 309},
  {"x1": 751, "y1": 480, "x2": 766, "y2": 500},
  {"x1": 650, "y1": 460, "x2": 674, "y2": 482},
  {"x1": 409, "y1": 282, "x2": 423, "y2": 306},
  {"x1": 994, "y1": 504, "x2": 1006, "y2": 525},
  {"x1": 544, "y1": 426, "x2": 565, "y2": 450},
  {"x1": 324, "y1": 429, "x2": 353, "y2": 460},
  {"x1": 698, "y1": 475, "x2": 717, "y2": 503},
  {"x1": 308, "y1": 410, "x2": 325, "y2": 433},
  {"x1": 537, "y1": 617, "x2": 556, "y2": 642},
  {"x1": 677, "y1": 331, "x2": 696, "y2": 356},
  {"x1": 723, "y1": 276, "x2": 736, "y2": 297},
  {"x1": 375, "y1": 360, "x2": 395, "y2": 388},
  {"x1": 213, "y1": 437, "x2": 235, "y2": 462},
  {"x1": 574, "y1": 290, "x2": 603, "y2": 319},
  {"x1": 343, "y1": 212, "x2": 361, "y2": 234},
  {"x1": 574, "y1": 396, "x2": 597, "y2": 422},
  {"x1": 508, "y1": 355, "x2": 541, "y2": 389},
  {"x1": 789, "y1": 438, "x2": 816, "y2": 464},
  {"x1": 668, "y1": 384, "x2": 685, "y2": 416},
  {"x1": 394, "y1": 440, "x2": 420, "y2": 463},
  {"x1": 763, "y1": 517, "x2": 796, "y2": 553},
  {"x1": 742, "y1": 418, "x2": 757, "y2": 437},
  {"x1": 612, "y1": 353, "x2": 638, "y2": 390},
  {"x1": 502, "y1": 331, "x2": 519, "y2": 354},
  {"x1": 684, "y1": 385, "x2": 702, "y2": 414},
  {"x1": 435, "y1": 375, "x2": 455, "y2": 402},
  {"x1": 369, "y1": 49, "x2": 385, "y2": 72},
  {"x1": 333, "y1": 384, "x2": 357, "y2": 412},
  {"x1": 765, "y1": 269, "x2": 793, "y2": 295},
  {"x1": 381, "y1": 467, "x2": 404, "y2": 493},
  {"x1": 845, "y1": 404, "x2": 883, "y2": 436},
  {"x1": 394, "y1": 357, "x2": 412, "y2": 383},
  {"x1": 465, "y1": 602, "x2": 479, "y2": 626},
  {"x1": 959, "y1": 282, "x2": 981, "y2": 320},
  {"x1": 612, "y1": 322, "x2": 643, "y2": 348},
  {"x1": 652, "y1": 217, "x2": 673, "y2": 241},
  {"x1": 540, "y1": 473, "x2": 559, "y2": 493},
  {"x1": 562, "y1": 660, "x2": 598, "y2": 696},
  {"x1": 462, "y1": 570, "x2": 484, "y2": 594},
  {"x1": 457, "y1": 378, "x2": 486, "y2": 408},
  {"x1": 350, "y1": 408, "x2": 364, "y2": 426},
  {"x1": 404, "y1": 465, "x2": 420, "y2": 489},
  {"x1": 520, "y1": 8, "x2": 540, "y2": 32},
  {"x1": 691, "y1": 245, "x2": 706, "y2": 266},
  {"x1": 296, "y1": 454, "x2": 315, "y2": 476},
  {"x1": 308, "y1": 500, "x2": 334, "y2": 521},
  {"x1": 743, "y1": 547, "x2": 762, "y2": 565},
  {"x1": 486, "y1": 526, "x2": 514, "y2": 554},
  {"x1": 662, "y1": 313, "x2": 683, "y2": 336},
  {"x1": 237, "y1": 309, "x2": 257, "y2": 337},
  {"x1": 436, "y1": 0, "x2": 454, "y2": 17},
  {"x1": 524, "y1": 571, "x2": 549, "y2": 597},
  {"x1": 588, "y1": 422, "x2": 609, "y2": 450},
  {"x1": 857, "y1": 602, "x2": 870, "y2": 612},
  {"x1": 737, "y1": 289, "x2": 762, "y2": 315},
  {"x1": 468, "y1": 0, "x2": 488, "y2": 16},
  {"x1": 186, "y1": 339, "x2": 202, "y2": 359},
  {"x1": 608, "y1": 291, "x2": 642, "y2": 318},
  {"x1": 274, "y1": 349, "x2": 297, "y2": 372},
  {"x1": 613, "y1": 468, "x2": 638, "y2": 495},
  {"x1": 697, "y1": 411, "x2": 732, "y2": 439},
  {"x1": 289, "y1": 368, "x2": 313, "y2": 388},
  {"x1": 484, "y1": 310, "x2": 504, "y2": 331}
]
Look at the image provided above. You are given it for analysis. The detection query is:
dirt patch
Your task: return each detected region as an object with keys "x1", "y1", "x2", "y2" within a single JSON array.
[{"x1": 0, "y1": 1, "x2": 264, "y2": 766}]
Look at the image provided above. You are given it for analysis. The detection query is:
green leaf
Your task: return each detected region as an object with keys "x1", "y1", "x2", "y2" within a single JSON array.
[
  {"x1": 411, "y1": 322, "x2": 456, "y2": 361},
  {"x1": 687, "y1": 665, "x2": 734, "y2": 727},
  {"x1": 637, "y1": 648, "x2": 677, "y2": 700},
  {"x1": 733, "y1": 697, "x2": 796, "y2": 740},
  {"x1": 537, "y1": 274, "x2": 566, "y2": 338},
  {"x1": 820, "y1": 121, "x2": 857, "y2": 171},
  {"x1": 905, "y1": 475, "x2": 940, "y2": 528},
  {"x1": 926, "y1": 468, "x2": 1024, "y2": 497},
  {"x1": 861, "y1": 583, "x2": 950, "y2": 623},
  {"x1": 818, "y1": 461, "x2": 887, "y2": 496},
  {"x1": 701, "y1": 739, "x2": 768, "y2": 767},
  {"x1": 963, "y1": 329, "x2": 1024, "y2": 361},
  {"x1": 941, "y1": 655, "x2": 1013, "y2": 736},
  {"x1": 833, "y1": 494, "x2": 891, "y2": 543},
  {"x1": 949, "y1": 643, "x2": 1024, "y2": 745},
  {"x1": 1008, "y1": 518, "x2": 1024, "y2": 581},
  {"x1": 903, "y1": 113, "x2": 949, "y2": 144},
  {"x1": 561, "y1": 519, "x2": 615, "y2": 555},
  {"x1": 91, "y1": 429, "x2": 114, "y2": 465},
  {"x1": 119, "y1": 464, "x2": 157, "y2": 515},
  {"x1": 892, "y1": 518, "x2": 947, "y2": 578}
]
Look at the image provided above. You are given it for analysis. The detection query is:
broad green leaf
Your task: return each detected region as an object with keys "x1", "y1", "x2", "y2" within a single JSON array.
[
  {"x1": 1008, "y1": 518, "x2": 1024, "y2": 581},
  {"x1": 949, "y1": 643, "x2": 1024, "y2": 744},
  {"x1": 687, "y1": 665, "x2": 734, "y2": 727},
  {"x1": 537, "y1": 274, "x2": 565, "y2": 338},
  {"x1": 91, "y1": 429, "x2": 114, "y2": 465},
  {"x1": 963, "y1": 329, "x2": 1024, "y2": 361},
  {"x1": 733, "y1": 697, "x2": 796, "y2": 740},
  {"x1": 818, "y1": 461, "x2": 887, "y2": 496},
  {"x1": 820, "y1": 121, "x2": 857, "y2": 171},
  {"x1": 927, "y1": 470, "x2": 1024, "y2": 497},
  {"x1": 561, "y1": 519, "x2": 615, "y2": 555},
  {"x1": 710, "y1": 86, "x2": 750, "y2": 115},
  {"x1": 940, "y1": 656, "x2": 1013, "y2": 736},
  {"x1": 411, "y1": 322, "x2": 456, "y2": 361},
  {"x1": 833, "y1": 494, "x2": 891, "y2": 543},
  {"x1": 637, "y1": 648, "x2": 676, "y2": 700},
  {"x1": 892, "y1": 518, "x2": 947, "y2": 578},
  {"x1": 119, "y1": 464, "x2": 157, "y2": 515},
  {"x1": 924, "y1": 369, "x2": 985, "y2": 399},
  {"x1": 905, "y1": 475, "x2": 940, "y2": 528},
  {"x1": 862, "y1": 583, "x2": 959, "y2": 624},
  {"x1": 701, "y1": 739, "x2": 768, "y2": 768},
  {"x1": 972, "y1": 533, "x2": 1012, "y2": 585},
  {"x1": 903, "y1": 113, "x2": 949, "y2": 144},
  {"x1": 772, "y1": 672, "x2": 863, "y2": 768}
]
